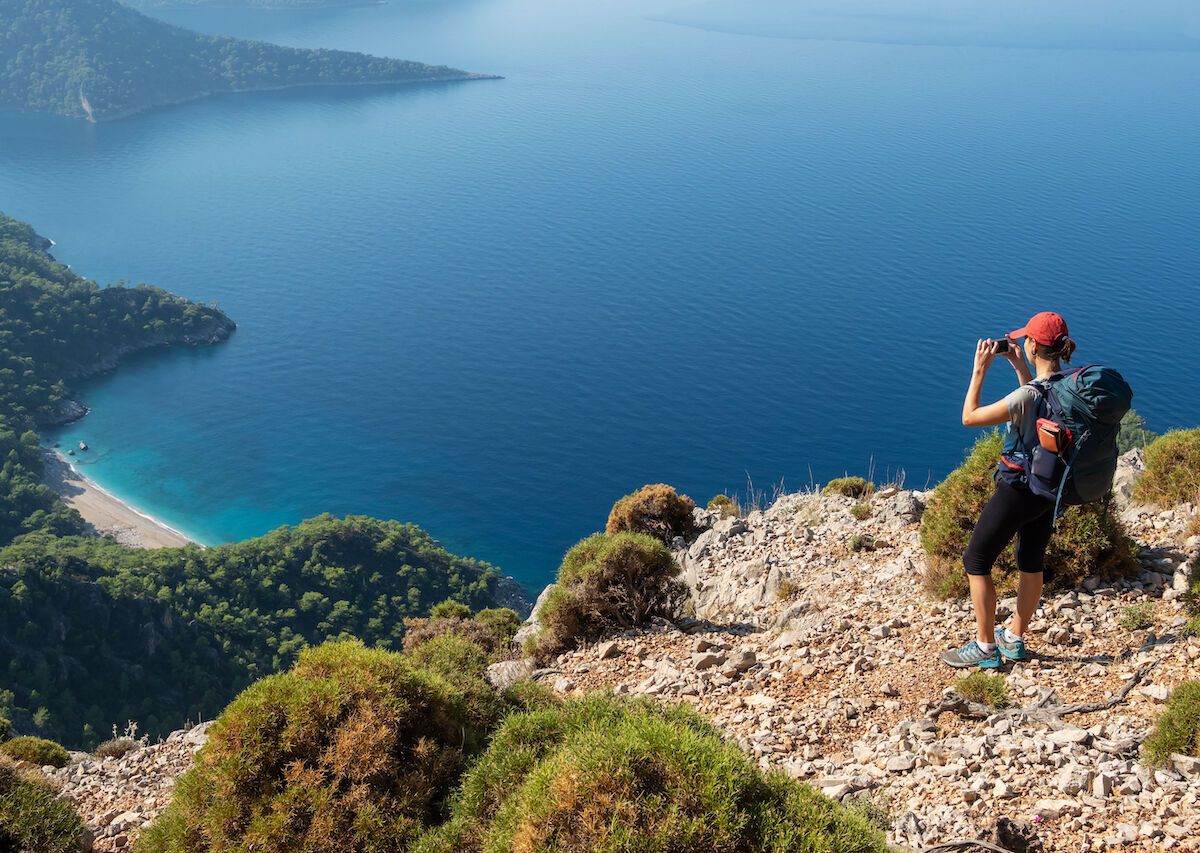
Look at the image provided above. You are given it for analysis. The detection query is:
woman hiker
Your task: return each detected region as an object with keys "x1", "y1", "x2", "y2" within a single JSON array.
[{"x1": 940, "y1": 311, "x2": 1077, "y2": 669}]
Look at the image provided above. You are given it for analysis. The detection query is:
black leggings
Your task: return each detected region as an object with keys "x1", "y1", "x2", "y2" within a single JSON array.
[{"x1": 963, "y1": 481, "x2": 1055, "y2": 578}]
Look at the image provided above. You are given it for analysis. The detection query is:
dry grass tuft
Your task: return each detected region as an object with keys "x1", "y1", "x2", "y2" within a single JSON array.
[
  {"x1": 606, "y1": 484, "x2": 698, "y2": 544},
  {"x1": 1133, "y1": 429, "x2": 1200, "y2": 506}
]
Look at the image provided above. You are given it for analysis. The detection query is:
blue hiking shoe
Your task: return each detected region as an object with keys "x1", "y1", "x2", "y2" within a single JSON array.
[
  {"x1": 995, "y1": 626, "x2": 1026, "y2": 662},
  {"x1": 939, "y1": 640, "x2": 1002, "y2": 669}
]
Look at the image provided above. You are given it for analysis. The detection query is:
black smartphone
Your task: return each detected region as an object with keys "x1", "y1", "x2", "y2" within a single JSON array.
[{"x1": 994, "y1": 338, "x2": 1010, "y2": 353}]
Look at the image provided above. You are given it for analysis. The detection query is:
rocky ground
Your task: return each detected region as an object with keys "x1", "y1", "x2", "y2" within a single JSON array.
[
  {"x1": 28, "y1": 455, "x2": 1198, "y2": 853},
  {"x1": 518, "y1": 463, "x2": 1199, "y2": 852},
  {"x1": 42, "y1": 723, "x2": 211, "y2": 851}
]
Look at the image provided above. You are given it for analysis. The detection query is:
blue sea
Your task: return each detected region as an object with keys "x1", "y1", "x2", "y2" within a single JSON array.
[{"x1": 2, "y1": 0, "x2": 1198, "y2": 592}]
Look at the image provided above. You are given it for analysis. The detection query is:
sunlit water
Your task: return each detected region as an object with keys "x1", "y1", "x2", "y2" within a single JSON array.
[{"x1": 2, "y1": 0, "x2": 1198, "y2": 591}]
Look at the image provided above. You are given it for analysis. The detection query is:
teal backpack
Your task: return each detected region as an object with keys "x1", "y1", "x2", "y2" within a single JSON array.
[{"x1": 998, "y1": 364, "x2": 1133, "y2": 515}]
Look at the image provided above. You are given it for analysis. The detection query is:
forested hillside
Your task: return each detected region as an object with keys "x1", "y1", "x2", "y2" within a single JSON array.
[
  {"x1": 0, "y1": 212, "x2": 503, "y2": 746},
  {"x1": 0, "y1": 0, "x2": 476, "y2": 120},
  {"x1": 0, "y1": 517, "x2": 500, "y2": 745}
]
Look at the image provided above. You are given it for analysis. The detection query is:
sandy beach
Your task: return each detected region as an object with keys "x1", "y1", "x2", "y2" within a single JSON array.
[{"x1": 42, "y1": 450, "x2": 195, "y2": 549}]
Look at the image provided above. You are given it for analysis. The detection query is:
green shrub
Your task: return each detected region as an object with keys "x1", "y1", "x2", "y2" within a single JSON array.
[
  {"x1": 920, "y1": 432, "x2": 1140, "y2": 599},
  {"x1": 415, "y1": 695, "x2": 886, "y2": 853},
  {"x1": 851, "y1": 502, "x2": 871, "y2": 520},
  {"x1": 532, "y1": 532, "x2": 686, "y2": 662},
  {"x1": 953, "y1": 672, "x2": 1009, "y2": 709},
  {"x1": 1133, "y1": 429, "x2": 1200, "y2": 506},
  {"x1": 1119, "y1": 604, "x2": 1153, "y2": 631},
  {"x1": 135, "y1": 639, "x2": 503, "y2": 853},
  {"x1": 606, "y1": 483, "x2": 698, "y2": 544},
  {"x1": 707, "y1": 494, "x2": 739, "y2": 518},
  {"x1": 403, "y1": 607, "x2": 522, "y2": 660},
  {"x1": 429, "y1": 599, "x2": 473, "y2": 621},
  {"x1": 1143, "y1": 681, "x2": 1200, "y2": 767},
  {"x1": 822, "y1": 477, "x2": 874, "y2": 499},
  {"x1": 849, "y1": 534, "x2": 867, "y2": 553},
  {"x1": 844, "y1": 791, "x2": 893, "y2": 834},
  {"x1": 0, "y1": 717, "x2": 10, "y2": 743},
  {"x1": 1117, "y1": 409, "x2": 1158, "y2": 454},
  {"x1": 501, "y1": 680, "x2": 559, "y2": 712},
  {"x1": 0, "y1": 736, "x2": 70, "y2": 768},
  {"x1": 473, "y1": 607, "x2": 521, "y2": 644},
  {"x1": 0, "y1": 757, "x2": 87, "y2": 853}
]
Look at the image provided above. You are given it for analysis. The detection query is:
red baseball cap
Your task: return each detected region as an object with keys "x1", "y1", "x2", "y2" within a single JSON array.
[{"x1": 1009, "y1": 311, "x2": 1069, "y2": 347}]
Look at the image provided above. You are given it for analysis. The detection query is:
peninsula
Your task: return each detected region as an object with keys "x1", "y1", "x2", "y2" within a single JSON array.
[
  {"x1": 0, "y1": 0, "x2": 493, "y2": 121},
  {"x1": 0, "y1": 210, "x2": 511, "y2": 748}
]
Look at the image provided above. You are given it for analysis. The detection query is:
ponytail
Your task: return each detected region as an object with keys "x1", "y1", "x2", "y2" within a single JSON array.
[{"x1": 1043, "y1": 336, "x2": 1075, "y2": 365}]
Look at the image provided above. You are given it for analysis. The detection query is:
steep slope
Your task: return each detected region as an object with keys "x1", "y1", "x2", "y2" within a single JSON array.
[
  {"x1": 0, "y1": 0, "x2": 486, "y2": 121},
  {"x1": 537, "y1": 480, "x2": 1200, "y2": 851}
]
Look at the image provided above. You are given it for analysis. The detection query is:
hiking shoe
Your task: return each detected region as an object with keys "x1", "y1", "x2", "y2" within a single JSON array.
[
  {"x1": 995, "y1": 626, "x2": 1026, "y2": 662},
  {"x1": 939, "y1": 640, "x2": 1001, "y2": 669}
]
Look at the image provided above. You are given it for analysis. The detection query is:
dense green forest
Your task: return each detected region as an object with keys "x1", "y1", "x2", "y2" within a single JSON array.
[
  {"x1": 0, "y1": 517, "x2": 500, "y2": 745},
  {"x1": 0, "y1": 0, "x2": 476, "y2": 120},
  {"x1": 0, "y1": 212, "x2": 503, "y2": 745}
]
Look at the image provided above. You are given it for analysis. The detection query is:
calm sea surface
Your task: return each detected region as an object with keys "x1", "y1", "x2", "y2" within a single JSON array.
[{"x1": 2, "y1": 0, "x2": 1198, "y2": 591}]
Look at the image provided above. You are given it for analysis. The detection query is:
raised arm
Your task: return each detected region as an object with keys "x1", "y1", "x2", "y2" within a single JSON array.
[{"x1": 962, "y1": 339, "x2": 1012, "y2": 427}]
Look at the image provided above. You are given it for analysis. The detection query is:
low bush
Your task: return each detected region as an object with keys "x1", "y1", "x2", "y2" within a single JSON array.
[
  {"x1": 472, "y1": 607, "x2": 522, "y2": 643},
  {"x1": 429, "y1": 599, "x2": 473, "y2": 621},
  {"x1": 0, "y1": 756, "x2": 87, "y2": 853},
  {"x1": 920, "y1": 432, "x2": 1140, "y2": 599},
  {"x1": 1142, "y1": 681, "x2": 1200, "y2": 767},
  {"x1": 1117, "y1": 409, "x2": 1158, "y2": 454},
  {"x1": 606, "y1": 483, "x2": 698, "y2": 544},
  {"x1": 95, "y1": 737, "x2": 138, "y2": 760},
  {"x1": 403, "y1": 607, "x2": 522, "y2": 660},
  {"x1": 0, "y1": 716, "x2": 10, "y2": 743},
  {"x1": 844, "y1": 791, "x2": 893, "y2": 834},
  {"x1": 851, "y1": 502, "x2": 872, "y2": 520},
  {"x1": 823, "y1": 477, "x2": 874, "y2": 499},
  {"x1": 501, "y1": 679, "x2": 559, "y2": 712},
  {"x1": 135, "y1": 639, "x2": 504, "y2": 853},
  {"x1": 707, "y1": 494, "x2": 739, "y2": 518},
  {"x1": 1133, "y1": 429, "x2": 1200, "y2": 506},
  {"x1": 953, "y1": 672, "x2": 1009, "y2": 709},
  {"x1": 531, "y1": 532, "x2": 686, "y2": 662},
  {"x1": 1119, "y1": 604, "x2": 1153, "y2": 631},
  {"x1": 415, "y1": 695, "x2": 886, "y2": 853},
  {"x1": 0, "y1": 736, "x2": 70, "y2": 768}
]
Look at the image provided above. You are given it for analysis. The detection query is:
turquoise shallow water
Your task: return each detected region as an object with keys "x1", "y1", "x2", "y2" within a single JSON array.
[{"x1": 2, "y1": 0, "x2": 1198, "y2": 592}]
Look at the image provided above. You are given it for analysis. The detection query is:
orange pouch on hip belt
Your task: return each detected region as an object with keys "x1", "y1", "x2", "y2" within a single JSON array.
[{"x1": 1037, "y1": 418, "x2": 1064, "y2": 454}]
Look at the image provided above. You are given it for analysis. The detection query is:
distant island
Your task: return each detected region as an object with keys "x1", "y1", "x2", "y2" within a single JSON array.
[
  {"x1": 0, "y1": 0, "x2": 494, "y2": 121},
  {"x1": 124, "y1": 0, "x2": 375, "y2": 7}
]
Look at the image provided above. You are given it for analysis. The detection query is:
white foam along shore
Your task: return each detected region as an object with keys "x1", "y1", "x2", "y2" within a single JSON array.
[{"x1": 42, "y1": 450, "x2": 198, "y2": 549}]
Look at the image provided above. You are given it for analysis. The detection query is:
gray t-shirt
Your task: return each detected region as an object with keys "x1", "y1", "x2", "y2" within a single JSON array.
[{"x1": 1003, "y1": 383, "x2": 1043, "y2": 450}]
